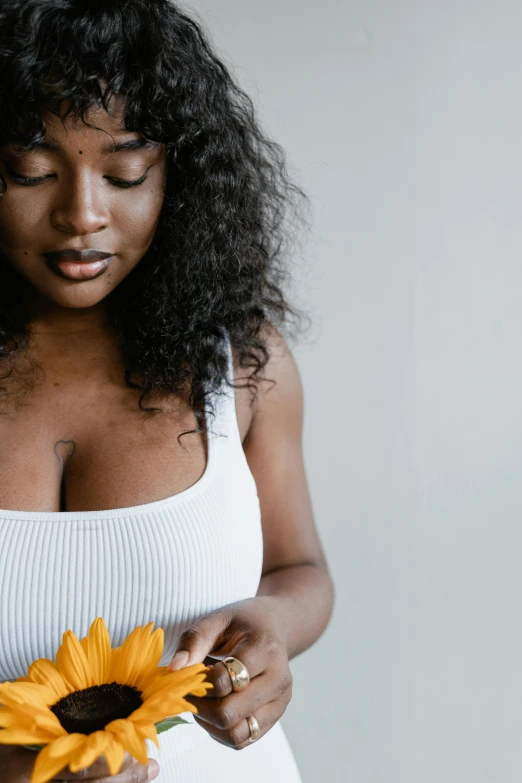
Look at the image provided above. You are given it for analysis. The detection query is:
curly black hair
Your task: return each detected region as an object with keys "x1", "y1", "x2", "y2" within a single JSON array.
[{"x1": 0, "y1": 0, "x2": 312, "y2": 439}]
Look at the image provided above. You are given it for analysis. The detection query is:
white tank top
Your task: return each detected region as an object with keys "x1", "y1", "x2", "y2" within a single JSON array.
[
  {"x1": 0, "y1": 331, "x2": 262, "y2": 684},
  {"x1": 0, "y1": 333, "x2": 304, "y2": 781}
]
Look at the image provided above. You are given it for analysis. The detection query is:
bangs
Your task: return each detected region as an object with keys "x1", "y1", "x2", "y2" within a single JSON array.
[
  {"x1": 0, "y1": 1, "x2": 176, "y2": 150},
  {"x1": 1, "y1": 86, "x2": 159, "y2": 154}
]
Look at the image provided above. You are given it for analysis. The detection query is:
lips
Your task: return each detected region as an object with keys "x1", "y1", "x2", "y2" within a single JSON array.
[
  {"x1": 42, "y1": 249, "x2": 114, "y2": 281},
  {"x1": 42, "y1": 249, "x2": 114, "y2": 264}
]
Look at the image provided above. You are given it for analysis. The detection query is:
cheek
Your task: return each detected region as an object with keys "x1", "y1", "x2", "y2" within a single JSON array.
[
  {"x1": 112, "y1": 172, "x2": 166, "y2": 253},
  {"x1": 115, "y1": 194, "x2": 164, "y2": 252},
  {"x1": 0, "y1": 197, "x2": 45, "y2": 250}
]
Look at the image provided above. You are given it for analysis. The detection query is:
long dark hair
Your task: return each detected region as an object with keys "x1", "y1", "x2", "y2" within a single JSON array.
[{"x1": 0, "y1": 0, "x2": 311, "y2": 438}]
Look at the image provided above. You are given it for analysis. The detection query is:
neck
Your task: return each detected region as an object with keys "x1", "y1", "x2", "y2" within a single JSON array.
[{"x1": 21, "y1": 287, "x2": 111, "y2": 337}]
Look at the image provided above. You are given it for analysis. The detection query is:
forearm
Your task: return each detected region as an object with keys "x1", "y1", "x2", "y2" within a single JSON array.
[{"x1": 255, "y1": 562, "x2": 335, "y2": 660}]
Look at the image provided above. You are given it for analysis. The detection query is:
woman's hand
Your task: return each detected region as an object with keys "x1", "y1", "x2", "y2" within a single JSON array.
[
  {"x1": 0, "y1": 744, "x2": 159, "y2": 782},
  {"x1": 50, "y1": 751, "x2": 159, "y2": 781},
  {"x1": 168, "y1": 597, "x2": 293, "y2": 750}
]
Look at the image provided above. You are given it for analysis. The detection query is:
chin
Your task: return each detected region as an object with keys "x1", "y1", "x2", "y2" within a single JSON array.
[{"x1": 28, "y1": 278, "x2": 117, "y2": 310}]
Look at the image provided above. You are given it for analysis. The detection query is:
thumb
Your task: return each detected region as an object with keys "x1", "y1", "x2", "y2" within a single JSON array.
[{"x1": 168, "y1": 611, "x2": 231, "y2": 671}]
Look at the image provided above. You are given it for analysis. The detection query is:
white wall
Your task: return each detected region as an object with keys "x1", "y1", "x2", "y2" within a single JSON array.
[{"x1": 183, "y1": 2, "x2": 522, "y2": 781}]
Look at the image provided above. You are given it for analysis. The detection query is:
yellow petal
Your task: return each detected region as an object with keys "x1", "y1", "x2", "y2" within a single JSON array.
[
  {"x1": 133, "y1": 720, "x2": 160, "y2": 749},
  {"x1": 31, "y1": 738, "x2": 82, "y2": 783},
  {"x1": 142, "y1": 687, "x2": 197, "y2": 711},
  {"x1": 141, "y1": 679, "x2": 211, "y2": 705},
  {"x1": 190, "y1": 685, "x2": 212, "y2": 697},
  {"x1": 141, "y1": 665, "x2": 210, "y2": 700},
  {"x1": 0, "y1": 682, "x2": 55, "y2": 709},
  {"x1": 104, "y1": 718, "x2": 149, "y2": 766},
  {"x1": 103, "y1": 733, "x2": 125, "y2": 776},
  {"x1": 189, "y1": 678, "x2": 213, "y2": 695},
  {"x1": 54, "y1": 647, "x2": 75, "y2": 692},
  {"x1": 0, "y1": 708, "x2": 17, "y2": 728},
  {"x1": 130, "y1": 694, "x2": 197, "y2": 724},
  {"x1": 27, "y1": 659, "x2": 69, "y2": 701},
  {"x1": 68, "y1": 730, "x2": 111, "y2": 772},
  {"x1": 0, "y1": 700, "x2": 52, "y2": 731},
  {"x1": 86, "y1": 618, "x2": 112, "y2": 685},
  {"x1": 55, "y1": 630, "x2": 94, "y2": 691},
  {"x1": 133, "y1": 668, "x2": 157, "y2": 694},
  {"x1": 32, "y1": 712, "x2": 68, "y2": 737},
  {"x1": 135, "y1": 628, "x2": 164, "y2": 689},
  {"x1": 113, "y1": 626, "x2": 149, "y2": 687},
  {"x1": 0, "y1": 727, "x2": 58, "y2": 743},
  {"x1": 144, "y1": 691, "x2": 203, "y2": 714},
  {"x1": 80, "y1": 637, "x2": 89, "y2": 658},
  {"x1": 45, "y1": 732, "x2": 86, "y2": 759},
  {"x1": 107, "y1": 647, "x2": 122, "y2": 683},
  {"x1": 0, "y1": 705, "x2": 42, "y2": 729}
]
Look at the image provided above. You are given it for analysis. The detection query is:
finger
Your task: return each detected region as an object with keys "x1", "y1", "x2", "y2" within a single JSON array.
[
  {"x1": 51, "y1": 750, "x2": 140, "y2": 780},
  {"x1": 66, "y1": 760, "x2": 154, "y2": 782},
  {"x1": 193, "y1": 700, "x2": 281, "y2": 750},
  {"x1": 199, "y1": 646, "x2": 266, "y2": 700},
  {"x1": 168, "y1": 611, "x2": 233, "y2": 671},
  {"x1": 186, "y1": 665, "x2": 292, "y2": 730}
]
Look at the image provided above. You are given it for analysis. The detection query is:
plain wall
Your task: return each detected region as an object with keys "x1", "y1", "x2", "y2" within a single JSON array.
[{"x1": 182, "y1": 2, "x2": 522, "y2": 782}]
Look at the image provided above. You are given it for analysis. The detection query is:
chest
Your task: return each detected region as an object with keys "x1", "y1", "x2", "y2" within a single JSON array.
[{"x1": 0, "y1": 376, "x2": 253, "y2": 514}]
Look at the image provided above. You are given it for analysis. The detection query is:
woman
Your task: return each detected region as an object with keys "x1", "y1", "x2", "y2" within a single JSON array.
[{"x1": 0, "y1": 0, "x2": 334, "y2": 781}]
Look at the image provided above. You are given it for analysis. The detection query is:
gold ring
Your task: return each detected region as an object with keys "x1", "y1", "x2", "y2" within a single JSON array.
[
  {"x1": 246, "y1": 714, "x2": 261, "y2": 742},
  {"x1": 222, "y1": 656, "x2": 250, "y2": 691}
]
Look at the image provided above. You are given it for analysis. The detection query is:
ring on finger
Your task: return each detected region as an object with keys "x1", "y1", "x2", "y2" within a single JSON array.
[
  {"x1": 246, "y1": 714, "x2": 261, "y2": 742},
  {"x1": 222, "y1": 656, "x2": 250, "y2": 691}
]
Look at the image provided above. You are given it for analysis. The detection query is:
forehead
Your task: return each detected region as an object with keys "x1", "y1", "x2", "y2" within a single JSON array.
[
  {"x1": 42, "y1": 94, "x2": 126, "y2": 134},
  {"x1": 37, "y1": 103, "x2": 141, "y2": 148},
  {"x1": 6, "y1": 111, "x2": 162, "y2": 159}
]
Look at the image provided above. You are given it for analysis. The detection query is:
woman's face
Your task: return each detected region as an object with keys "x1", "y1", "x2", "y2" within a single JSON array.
[{"x1": 0, "y1": 98, "x2": 167, "y2": 314}]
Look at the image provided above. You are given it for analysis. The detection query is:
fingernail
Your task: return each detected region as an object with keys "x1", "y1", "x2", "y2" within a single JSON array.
[
  {"x1": 169, "y1": 650, "x2": 189, "y2": 670},
  {"x1": 148, "y1": 760, "x2": 160, "y2": 780}
]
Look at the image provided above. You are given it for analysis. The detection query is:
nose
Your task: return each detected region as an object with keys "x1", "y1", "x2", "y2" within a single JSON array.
[{"x1": 50, "y1": 171, "x2": 109, "y2": 236}]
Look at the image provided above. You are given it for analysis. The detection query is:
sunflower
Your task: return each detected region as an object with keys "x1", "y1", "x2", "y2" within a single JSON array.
[{"x1": 0, "y1": 617, "x2": 213, "y2": 783}]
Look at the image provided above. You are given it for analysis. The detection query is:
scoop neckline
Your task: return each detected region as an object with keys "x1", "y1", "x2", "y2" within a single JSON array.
[{"x1": 0, "y1": 397, "x2": 221, "y2": 522}]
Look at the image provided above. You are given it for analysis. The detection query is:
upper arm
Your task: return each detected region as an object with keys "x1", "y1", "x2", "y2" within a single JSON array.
[{"x1": 241, "y1": 324, "x2": 328, "y2": 577}]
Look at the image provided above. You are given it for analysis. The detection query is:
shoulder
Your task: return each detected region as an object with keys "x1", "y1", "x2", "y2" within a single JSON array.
[
  {"x1": 229, "y1": 323, "x2": 303, "y2": 444},
  {"x1": 232, "y1": 324, "x2": 324, "y2": 577}
]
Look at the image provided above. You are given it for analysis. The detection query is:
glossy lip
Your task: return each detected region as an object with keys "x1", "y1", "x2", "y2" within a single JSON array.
[
  {"x1": 42, "y1": 249, "x2": 114, "y2": 263},
  {"x1": 43, "y1": 251, "x2": 114, "y2": 281}
]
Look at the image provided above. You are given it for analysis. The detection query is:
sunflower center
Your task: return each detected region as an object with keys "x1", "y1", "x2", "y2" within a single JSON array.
[{"x1": 50, "y1": 682, "x2": 143, "y2": 735}]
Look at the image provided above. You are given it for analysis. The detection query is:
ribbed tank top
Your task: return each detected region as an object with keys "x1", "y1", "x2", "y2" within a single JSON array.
[{"x1": 0, "y1": 332, "x2": 265, "y2": 760}]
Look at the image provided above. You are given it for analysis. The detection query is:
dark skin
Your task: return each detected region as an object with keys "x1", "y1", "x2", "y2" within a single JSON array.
[{"x1": 0, "y1": 98, "x2": 334, "y2": 780}]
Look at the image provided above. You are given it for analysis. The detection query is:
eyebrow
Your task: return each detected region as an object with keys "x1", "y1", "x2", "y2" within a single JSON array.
[{"x1": 16, "y1": 136, "x2": 158, "y2": 154}]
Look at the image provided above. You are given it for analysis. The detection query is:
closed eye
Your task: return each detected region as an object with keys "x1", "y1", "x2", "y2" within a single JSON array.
[
  {"x1": 2, "y1": 167, "x2": 49, "y2": 185},
  {"x1": 0, "y1": 161, "x2": 152, "y2": 189},
  {"x1": 105, "y1": 171, "x2": 151, "y2": 189}
]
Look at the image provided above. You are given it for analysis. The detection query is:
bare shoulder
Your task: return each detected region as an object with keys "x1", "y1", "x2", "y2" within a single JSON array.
[
  {"x1": 230, "y1": 323, "x2": 301, "y2": 444},
  {"x1": 231, "y1": 323, "x2": 326, "y2": 575}
]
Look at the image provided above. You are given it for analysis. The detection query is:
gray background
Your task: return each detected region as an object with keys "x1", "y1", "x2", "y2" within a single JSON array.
[{"x1": 185, "y1": 1, "x2": 522, "y2": 781}]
